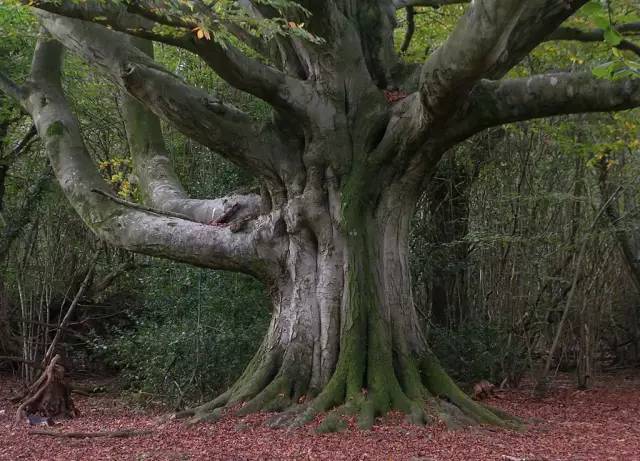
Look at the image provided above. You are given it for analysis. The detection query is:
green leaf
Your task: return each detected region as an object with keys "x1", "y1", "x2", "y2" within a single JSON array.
[
  {"x1": 593, "y1": 15, "x2": 610, "y2": 29},
  {"x1": 603, "y1": 27, "x2": 623, "y2": 46},
  {"x1": 581, "y1": 1, "x2": 604, "y2": 16},
  {"x1": 592, "y1": 63, "x2": 613, "y2": 78}
]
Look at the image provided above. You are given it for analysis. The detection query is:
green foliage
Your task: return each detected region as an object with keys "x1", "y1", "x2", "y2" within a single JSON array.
[
  {"x1": 98, "y1": 157, "x2": 138, "y2": 200},
  {"x1": 100, "y1": 264, "x2": 270, "y2": 405},
  {"x1": 580, "y1": 0, "x2": 640, "y2": 79},
  {"x1": 429, "y1": 320, "x2": 527, "y2": 386},
  {"x1": 0, "y1": 2, "x2": 36, "y2": 121},
  {"x1": 46, "y1": 120, "x2": 64, "y2": 137}
]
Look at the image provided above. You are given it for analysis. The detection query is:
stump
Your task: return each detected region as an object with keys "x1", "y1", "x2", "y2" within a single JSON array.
[{"x1": 16, "y1": 354, "x2": 78, "y2": 423}]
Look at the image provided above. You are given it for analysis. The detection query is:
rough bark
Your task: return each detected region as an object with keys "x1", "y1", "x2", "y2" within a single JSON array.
[{"x1": 177, "y1": 178, "x2": 512, "y2": 429}]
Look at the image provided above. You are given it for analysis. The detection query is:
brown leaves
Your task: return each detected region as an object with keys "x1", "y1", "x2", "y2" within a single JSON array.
[
  {"x1": 192, "y1": 26, "x2": 211, "y2": 41},
  {"x1": 1, "y1": 372, "x2": 640, "y2": 460}
]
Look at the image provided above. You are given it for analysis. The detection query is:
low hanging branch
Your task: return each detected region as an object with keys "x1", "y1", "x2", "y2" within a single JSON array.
[{"x1": 91, "y1": 189, "x2": 196, "y2": 223}]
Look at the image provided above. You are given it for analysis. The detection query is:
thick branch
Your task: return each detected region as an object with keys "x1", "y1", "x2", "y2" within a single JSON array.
[
  {"x1": 452, "y1": 73, "x2": 640, "y2": 140},
  {"x1": 484, "y1": 1, "x2": 590, "y2": 78},
  {"x1": 419, "y1": 0, "x2": 527, "y2": 119},
  {"x1": 124, "y1": 1, "x2": 311, "y2": 112},
  {"x1": 25, "y1": 0, "x2": 189, "y2": 47},
  {"x1": 121, "y1": 37, "x2": 262, "y2": 224},
  {"x1": 36, "y1": 11, "x2": 287, "y2": 177},
  {"x1": 29, "y1": 1, "x2": 311, "y2": 115},
  {"x1": 16, "y1": 32, "x2": 267, "y2": 276}
]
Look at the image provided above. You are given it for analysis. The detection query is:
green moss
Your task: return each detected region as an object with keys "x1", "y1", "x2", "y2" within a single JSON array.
[
  {"x1": 419, "y1": 352, "x2": 511, "y2": 427},
  {"x1": 46, "y1": 120, "x2": 64, "y2": 137},
  {"x1": 317, "y1": 412, "x2": 347, "y2": 433}
]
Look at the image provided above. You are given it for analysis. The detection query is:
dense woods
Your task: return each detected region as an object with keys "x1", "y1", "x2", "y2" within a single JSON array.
[{"x1": 1, "y1": 1, "x2": 640, "y2": 456}]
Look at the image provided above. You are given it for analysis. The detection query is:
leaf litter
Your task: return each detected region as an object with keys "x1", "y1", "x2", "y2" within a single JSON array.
[{"x1": 1, "y1": 371, "x2": 639, "y2": 461}]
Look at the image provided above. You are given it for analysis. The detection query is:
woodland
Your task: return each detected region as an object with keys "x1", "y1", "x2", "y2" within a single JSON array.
[{"x1": 1, "y1": 0, "x2": 640, "y2": 460}]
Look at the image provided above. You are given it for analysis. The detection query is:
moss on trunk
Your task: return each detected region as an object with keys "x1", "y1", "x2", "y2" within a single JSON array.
[{"x1": 177, "y1": 196, "x2": 518, "y2": 431}]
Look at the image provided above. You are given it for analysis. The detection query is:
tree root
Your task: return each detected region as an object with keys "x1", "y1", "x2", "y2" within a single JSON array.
[
  {"x1": 173, "y1": 347, "x2": 521, "y2": 433},
  {"x1": 175, "y1": 357, "x2": 523, "y2": 433}
]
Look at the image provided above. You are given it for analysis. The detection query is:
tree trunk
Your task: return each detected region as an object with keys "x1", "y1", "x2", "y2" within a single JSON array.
[{"x1": 179, "y1": 171, "x2": 513, "y2": 430}]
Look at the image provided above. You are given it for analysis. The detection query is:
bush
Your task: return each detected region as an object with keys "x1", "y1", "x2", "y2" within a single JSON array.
[
  {"x1": 429, "y1": 319, "x2": 527, "y2": 387},
  {"x1": 102, "y1": 262, "x2": 270, "y2": 406}
]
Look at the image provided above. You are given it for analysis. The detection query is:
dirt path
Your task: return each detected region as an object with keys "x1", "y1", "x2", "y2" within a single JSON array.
[{"x1": 1, "y1": 372, "x2": 639, "y2": 460}]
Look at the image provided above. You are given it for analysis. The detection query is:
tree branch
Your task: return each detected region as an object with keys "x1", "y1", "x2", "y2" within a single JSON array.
[
  {"x1": 123, "y1": 1, "x2": 311, "y2": 112},
  {"x1": 120, "y1": 37, "x2": 262, "y2": 224},
  {"x1": 451, "y1": 72, "x2": 640, "y2": 140},
  {"x1": 18, "y1": 30, "x2": 270, "y2": 276},
  {"x1": 400, "y1": 7, "x2": 416, "y2": 54},
  {"x1": 35, "y1": 11, "x2": 288, "y2": 177},
  {"x1": 28, "y1": 1, "x2": 311, "y2": 115},
  {"x1": 548, "y1": 24, "x2": 640, "y2": 57},
  {"x1": 419, "y1": 0, "x2": 528, "y2": 119},
  {"x1": 484, "y1": 1, "x2": 590, "y2": 79},
  {"x1": 550, "y1": 23, "x2": 640, "y2": 42},
  {"x1": 25, "y1": 0, "x2": 190, "y2": 47},
  {"x1": 0, "y1": 72, "x2": 27, "y2": 105}
]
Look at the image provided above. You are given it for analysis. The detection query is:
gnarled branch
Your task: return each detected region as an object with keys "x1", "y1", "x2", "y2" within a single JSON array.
[
  {"x1": 121, "y1": 37, "x2": 262, "y2": 224},
  {"x1": 36, "y1": 11, "x2": 288, "y2": 177},
  {"x1": 28, "y1": 0, "x2": 311, "y2": 115},
  {"x1": 450, "y1": 72, "x2": 640, "y2": 141},
  {"x1": 2, "y1": 31, "x2": 269, "y2": 276},
  {"x1": 419, "y1": 0, "x2": 528, "y2": 119}
]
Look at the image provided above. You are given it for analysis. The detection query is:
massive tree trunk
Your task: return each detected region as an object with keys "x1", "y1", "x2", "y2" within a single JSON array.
[{"x1": 179, "y1": 165, "x2": 509, "y2": 428}]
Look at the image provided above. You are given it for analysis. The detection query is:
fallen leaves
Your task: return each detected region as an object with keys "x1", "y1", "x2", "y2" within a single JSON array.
[{"x1": 1, "y1": 371, "x2": 639, "y2": 460}]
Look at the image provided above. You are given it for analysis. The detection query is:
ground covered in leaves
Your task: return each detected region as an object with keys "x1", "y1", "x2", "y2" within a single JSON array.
[{"x1": 1, "y1": 372, "x2": 639, "y2": 461}]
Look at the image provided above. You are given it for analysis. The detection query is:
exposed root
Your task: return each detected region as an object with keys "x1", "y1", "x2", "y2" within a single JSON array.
[{"x1": 173, "y1": 344, "x2": 519, "y2": 433}]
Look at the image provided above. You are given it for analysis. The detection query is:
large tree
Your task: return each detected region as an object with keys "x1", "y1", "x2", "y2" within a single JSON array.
[{"x1": 1, "y1": 0, "x2": 639, "y2": 428}]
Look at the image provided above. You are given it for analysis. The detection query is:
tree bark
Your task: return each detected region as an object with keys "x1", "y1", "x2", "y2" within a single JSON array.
[{"x1": 176, "y1": 163, "x2": 512, "y2": 429}]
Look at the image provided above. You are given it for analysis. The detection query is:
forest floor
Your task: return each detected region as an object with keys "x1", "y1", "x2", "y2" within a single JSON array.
[{"x1": 1, "y1": 371, "x2": 639, "y2": 461}]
